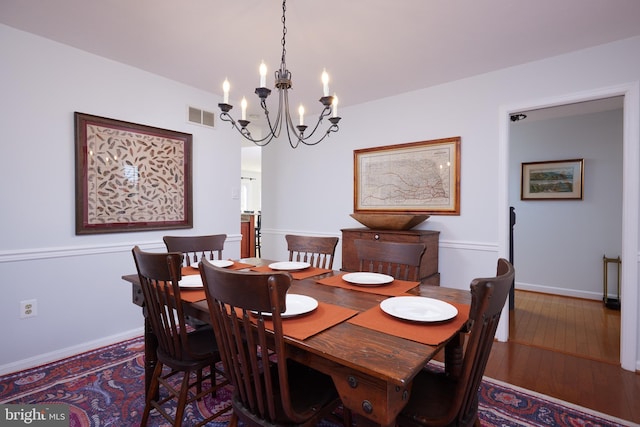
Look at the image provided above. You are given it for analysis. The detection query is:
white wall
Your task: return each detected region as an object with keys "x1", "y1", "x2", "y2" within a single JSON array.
[
  {"x1": 2, "y1": 23, "x2": 639, "y2": 373},
  {"x1": 0, "y1": 25, "x2": 242, "y2": 373},
  {"x1": 263, "y1": 37, "x2": 640, "y2": 285},
  {"x1": 260, "y1": 36, "x2": 640, "y2": 368},
  {"x1": 509, "y1": 109, "x2": 623, "y2": 299}
]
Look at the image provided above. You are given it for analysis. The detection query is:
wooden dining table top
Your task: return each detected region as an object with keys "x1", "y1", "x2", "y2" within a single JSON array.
[{"x1": 122, "y1": 257, "x2": 471, "y2": 426}]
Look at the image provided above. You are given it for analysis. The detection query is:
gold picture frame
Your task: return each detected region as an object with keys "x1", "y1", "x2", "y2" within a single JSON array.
[
  {"x1": 74, "y1": 112, "x2": 193, "y2": 234},
  {"x1": 354, "y1": 137, "x2": 461, "y2": 215},
  {"x1": 521, "y1": 158, "x2": 584, "y2": 200}
]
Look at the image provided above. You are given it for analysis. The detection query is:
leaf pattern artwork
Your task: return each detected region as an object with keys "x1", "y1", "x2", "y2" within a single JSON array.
[{"x1": 85, "y1": 124, "x2": 186, "y2": 224}]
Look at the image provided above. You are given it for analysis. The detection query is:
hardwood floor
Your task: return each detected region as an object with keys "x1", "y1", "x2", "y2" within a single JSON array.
[
  {"x1": 483, "y1": 290, "x2": 640, "y2": 424},
  {"x1": 509, "y1": 290, "x2": 621, "y2": 363}
]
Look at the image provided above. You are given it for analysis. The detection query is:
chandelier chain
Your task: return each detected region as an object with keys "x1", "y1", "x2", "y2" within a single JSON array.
[{"x1": 281, "y1": 0, "x2": 287, "y2": 67}]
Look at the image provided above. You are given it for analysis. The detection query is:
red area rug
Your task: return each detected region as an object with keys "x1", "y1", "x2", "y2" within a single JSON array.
[{"x1": 0, "y1": 337, "x2": 634, "y2": 426}]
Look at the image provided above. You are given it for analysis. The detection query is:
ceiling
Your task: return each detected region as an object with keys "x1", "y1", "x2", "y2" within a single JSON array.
[
  {"x1": 516, "y1": 96, "x2": 624, "y2": 123},
  {"x1": 2, "y1": 0, "x2": 640, "y2": 119}
]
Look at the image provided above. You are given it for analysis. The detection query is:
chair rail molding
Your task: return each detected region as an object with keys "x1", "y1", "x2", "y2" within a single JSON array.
[{"x1": 0, "y1": 234, "x2": 243, "y2": 263}]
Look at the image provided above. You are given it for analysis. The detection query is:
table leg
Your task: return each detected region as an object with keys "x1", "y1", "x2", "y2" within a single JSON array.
[{"x1": 444, "y1": 332, "x2": 464, "y2": 379}]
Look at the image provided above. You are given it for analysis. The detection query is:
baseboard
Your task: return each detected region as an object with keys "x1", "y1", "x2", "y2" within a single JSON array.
[
  {"x1": 0, "y1": 328, "x2": 144, "y2": 376},
  {"x1": 515, "y1": 281, "x2": 603, "y2": 301}
]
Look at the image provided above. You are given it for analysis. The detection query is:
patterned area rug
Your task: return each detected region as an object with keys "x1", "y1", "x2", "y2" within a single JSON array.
[{"x1": 0, "y1": 337, "x2": 635, "y2": 427}]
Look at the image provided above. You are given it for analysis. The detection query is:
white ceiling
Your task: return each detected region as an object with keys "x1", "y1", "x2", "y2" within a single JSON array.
[
  {"x1": 2, "y1": 0, "x2": 640, "y2": 118},
  {"x1": 516, "y1": 96, "x2": 624, "y2": 123}
]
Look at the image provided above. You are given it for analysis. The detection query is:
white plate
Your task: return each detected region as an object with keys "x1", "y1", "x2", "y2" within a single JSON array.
[
  {"x1": 256, "y1": 294, "x2": 318, "y2": 318},
  {"x1": 268, "y1": 261, "x2": 311, "y2": 271},
  {"x1": 380, "y1": 296, "x2": 458, "y2": 323},
  {"x1": 342, "y1": 272, "x2": 394, "y2": 286},
  {"x1": 193, "y1": 259, "x2": 234, "y2": 269},
  {"x1": 209, "y1": 259, "x2": 234, "y2": 268},
  {"x1": 178, "y1": 275, "x2": 203, "y2": 288}
]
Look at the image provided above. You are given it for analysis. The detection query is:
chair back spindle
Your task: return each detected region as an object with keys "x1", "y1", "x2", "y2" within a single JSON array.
[
  {"x1": 285, "y1": 234, "x2": 339, "y2": 269},
  {"x1": 200, "y1": 261, "x2": 340, "y2": 426},
  {"x1": 353, "y1": 239, "x2": 426, "y2": 281},
  {"x1": 132, "y1": 246, "x2": 227, "y2": 426},
  {"x1": 397, "y1": 258, "x2": 515, "y2": 427},
  {"x1": 163, "y1": 234, "x2": 227, "y2": 267}
]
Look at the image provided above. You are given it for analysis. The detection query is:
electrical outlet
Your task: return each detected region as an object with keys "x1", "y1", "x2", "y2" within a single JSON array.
[{"x1": 20, "y1": 299, "x2": 37, "y2": 319}]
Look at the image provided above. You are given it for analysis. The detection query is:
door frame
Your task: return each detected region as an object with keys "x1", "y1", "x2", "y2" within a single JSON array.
[{"x1": 497, "y1": 82, "x2": 640, "y2": 371}]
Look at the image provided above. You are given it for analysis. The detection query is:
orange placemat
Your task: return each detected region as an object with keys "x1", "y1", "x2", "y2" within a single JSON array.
[
  {"x1": 250, "y1": 265, "x2": 333, "y2": 280},
  {"x1": 180, "y1": 289, "x2": 207, "y2": 303},
  {"x1": 183, "y1": 260, "x2": 256, "y2": 275},
  {"x1": 250, "y1": 302, "x2": 358, "y2": 341},
  {"x1": 183, "y1": 266, "x2": 200, "y2": 275},
  {"x1": 315, "y1": 273, "x2": 419, "y2": 296},
  {"x1": 228, "y1": 261, "x2": 256, "y2": 270},
  {"x1": 178, "y1": 261, "x2": 257, "y2": 303},
  {"x1": 177, "y1": 268, "x2": 205, "y2": 302},
  {"x1": 348, "y1": 301, "x2": 470, "y2": 346}
]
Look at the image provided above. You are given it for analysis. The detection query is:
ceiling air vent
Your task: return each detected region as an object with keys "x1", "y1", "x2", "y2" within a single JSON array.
[{"x1": 188, "y1": 106, "x2": 215, "y2": 128}]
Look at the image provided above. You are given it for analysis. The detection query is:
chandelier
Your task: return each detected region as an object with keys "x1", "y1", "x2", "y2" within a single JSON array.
[{"x1": 217, "y1": 0, "x2": 341, "y2": 148}]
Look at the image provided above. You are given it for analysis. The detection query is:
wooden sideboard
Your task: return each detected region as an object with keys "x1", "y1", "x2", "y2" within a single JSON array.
[{"x1": 341, "y1": 228, "x2": 440, "y2": 285}]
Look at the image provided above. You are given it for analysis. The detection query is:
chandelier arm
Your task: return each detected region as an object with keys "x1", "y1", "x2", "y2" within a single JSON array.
[
  {"x1": 282, "y1": 88, "x2": 301, "y2": 149},
  {"x1": 296, "y1": 106, "x2": 331, "y2": 142},
  {"x1": 264, "y1": 88, "x2": 285, "y2": 139},
  {"x1": 299, "y1": 123, "x2": 340, "y2": 146},
  {"x1": 220, "y1": 110, "x2": 279, "y2": 146}
]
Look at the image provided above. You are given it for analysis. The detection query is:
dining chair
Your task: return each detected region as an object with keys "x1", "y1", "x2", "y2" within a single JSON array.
[
  {"x1": 353, "y1": 239, "x2": 426, "y2": 281},
  {"x1": 163, "y1": 234, "x2": 227, "y2": 267},
  {"x1": 285, "y1": 234, "x2": 339, "y2": 269},
  {"x1": 396, "y1": 258, "x2": 515, "y2": 427},
  {"x1": 199, "y1": 259, "x2": 342, "y2": 427},
  {"x1": 132, "y1": 246, "x2": 229, "y2": 427},
  {"x1": 255, "y1": 212, "x2": 262, "y2": 257}
]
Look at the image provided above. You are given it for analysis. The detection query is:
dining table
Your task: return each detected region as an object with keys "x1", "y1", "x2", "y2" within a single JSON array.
[{"x1": 122, "y1": 257, "x2": 471, "y2": 427}]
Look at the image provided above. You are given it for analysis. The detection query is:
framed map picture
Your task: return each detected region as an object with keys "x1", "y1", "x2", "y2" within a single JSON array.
[
  {"x1": 354, "y1": 137, "x2": 461, "y2": 215},
  {"x1": 75, "y1": 112, "x2": 193, "y2": 234}
]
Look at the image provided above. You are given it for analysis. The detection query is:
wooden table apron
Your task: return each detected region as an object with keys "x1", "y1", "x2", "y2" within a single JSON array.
[{"x1": 122, "y1": 258, "x2": 470, "y2": 427}]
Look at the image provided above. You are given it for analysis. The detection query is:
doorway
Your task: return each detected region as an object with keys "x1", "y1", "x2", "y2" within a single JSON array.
[
  {"x1": 240, "y1": 145, "x2": 262, "y2": 214},
  {"x1": 497, "y1": 84, "x2": 640, "y2": 371},
  {"x1": 507, "y1": 99, "x2": 623, "y2": 363},
  {"x1": 509, "y1": 98, "x2": 623, "y2": 300}
]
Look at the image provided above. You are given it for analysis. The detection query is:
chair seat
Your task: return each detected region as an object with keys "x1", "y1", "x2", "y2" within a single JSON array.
[
  {"x1": 398, "y1": 367, "x2": 463, "y2": 427},
  {"x1": 233, "y1": 360, "x2": 339, "y2": 426},
  {"x1": 286, "y1": 361, "x2": 338, "y2": 415},
  {"x1": 156, "y1": 327, "x2": 219, "y2": 371}
]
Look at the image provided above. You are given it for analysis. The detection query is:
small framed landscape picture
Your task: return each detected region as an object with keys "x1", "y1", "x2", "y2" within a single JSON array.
[{"x1": 521, "y1": 158, "x2": 584, "y2": 200}]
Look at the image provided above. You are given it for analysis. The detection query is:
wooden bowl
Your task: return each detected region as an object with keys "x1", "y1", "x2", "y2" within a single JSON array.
[{"x1": 349, "y1": 213, "x2": 430, "y2": 230}]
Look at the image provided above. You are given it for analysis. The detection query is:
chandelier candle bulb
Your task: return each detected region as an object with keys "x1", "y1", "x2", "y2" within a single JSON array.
[
  {"x1": 241, "y1": 97, "x2": 247, "y2": 120},
  {"x1": 223, "y1": 79, "x2": 230, "y2": 104},
  {"x1": 259, "y1": 62, "x2": 267, "y2": 88},
  {"x1": 299, "y1": 105, "x2": 304, "y2": 126},
  {"x1": 322, "y1": 70, "x2": 329, "y2": 96},
  {"x1": 332, "y1": 95, "x2": 338, "y2": 118}
]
